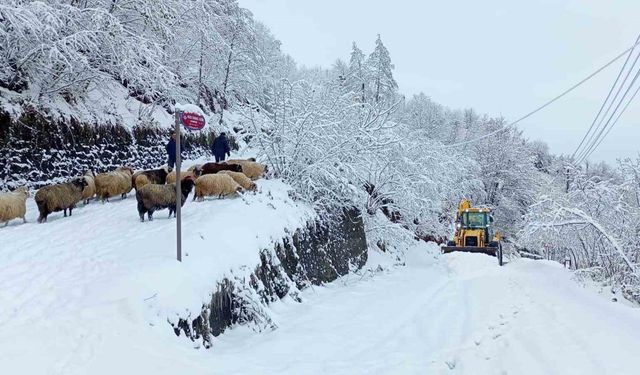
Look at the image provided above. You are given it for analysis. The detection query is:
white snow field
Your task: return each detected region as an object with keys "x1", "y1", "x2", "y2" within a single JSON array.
[{"x1": 1, "y1": 179, "x2": 640, "y2": 374}]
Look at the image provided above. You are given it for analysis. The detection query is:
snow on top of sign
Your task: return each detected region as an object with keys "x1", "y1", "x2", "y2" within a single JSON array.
[{"x1": 175, "y1": 103, "x2": 205, "y2": 115}]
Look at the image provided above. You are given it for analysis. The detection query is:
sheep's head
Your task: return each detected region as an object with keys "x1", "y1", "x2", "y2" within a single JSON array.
[
  {"x1": 180, "y1": 176, "x2": 196, "y2": 195},
  {"x1": 231, "y1": 164, "x2": 243, "y2": 172},
  {"x1": 192, "y1": 166, "x2": 203, "y2": 178},
  {"x1": 248, "y1": 157, "x2": 256, "y2": 162},
  {"x1": 71, "y1": 177, "x2": 88, "y2": 190},
  {"x1": 15, "y1": 186, "x2": 30, "y2": 197},
  {"x1": 117, "y1": 166, "x2": 134, "y2": 176}
]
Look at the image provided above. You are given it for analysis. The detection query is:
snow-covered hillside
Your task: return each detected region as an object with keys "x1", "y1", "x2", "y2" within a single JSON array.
[{"x1": 0, "y1": 159, "x2": 318, "y2": 373}]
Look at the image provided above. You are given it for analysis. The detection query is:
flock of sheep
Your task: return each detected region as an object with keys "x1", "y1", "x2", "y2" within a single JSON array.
[{"x1": 0, "y1": 158, "x2": 267, "y2": 226}]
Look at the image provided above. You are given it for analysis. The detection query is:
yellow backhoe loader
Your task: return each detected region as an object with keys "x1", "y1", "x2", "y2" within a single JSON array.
[{"x1": 442, "y1": 199, "x2": 503, "y2": 266}]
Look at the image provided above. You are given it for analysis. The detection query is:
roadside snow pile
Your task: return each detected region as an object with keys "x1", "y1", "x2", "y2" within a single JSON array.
[{"x1": 0, "y1": 161, "x2": 317, "y2": 373}]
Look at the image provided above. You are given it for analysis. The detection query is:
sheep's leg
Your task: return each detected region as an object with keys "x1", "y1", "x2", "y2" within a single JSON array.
[
  {"x1": 69, "y1": 206, "x2": 74, "y2": 216},
  {"x1": 22, "y1": 217, "x2": 26, "y2": 223},
  {"x1": 137, "y1": 202, "x2": 146, "y2": 222},
  {"x1": 3, "y1": 221, "x2": 7, "y2": 227},
  {"x1": 148, "y1": 211, "x2": 154, "y2": 221},
  {"x1": 64, "y1": 209, "x2": 67, "y2": 217}
]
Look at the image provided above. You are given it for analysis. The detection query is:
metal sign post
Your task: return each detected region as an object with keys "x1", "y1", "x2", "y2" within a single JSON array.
[
  {"x1": 175, "y1": 111, "x2": 182, "y2": 262},
  {"x1": 173, "y1": 108, "x2": 205, "y2": 263}
]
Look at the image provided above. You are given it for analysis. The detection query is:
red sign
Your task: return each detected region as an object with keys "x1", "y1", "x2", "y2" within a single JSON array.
[{"x1": 179, "y1": 111, "x2": 206, "y2": 131}]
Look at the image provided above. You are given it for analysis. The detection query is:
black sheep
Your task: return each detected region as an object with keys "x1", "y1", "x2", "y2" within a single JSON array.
[{"x1": 200, "y1": 162, "x2": 243, "y2": 175}]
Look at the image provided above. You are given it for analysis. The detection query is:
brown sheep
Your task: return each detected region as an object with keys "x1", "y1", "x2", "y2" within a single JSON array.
[
  {"x1": 0, "y1": 186, "x2": 29, "y2": 227},
  {"x1": 200, "y1": 162, "x2": 243, "y2": 175},
  {"x1": 94, "y1": 166, "x2": 134, "y2": 202},
  {"x1": 35, "y1": 178, "x2": 88, "y2": 223},
  {"x1": 136, "y1": 178, "x2": 196, "y2": 222},
  {"x1": 194, "y1": 174, "x2": 243, "y2": 201},
  {"x1": 219, "y1": 170, "x2": 256, "y2": 191}
]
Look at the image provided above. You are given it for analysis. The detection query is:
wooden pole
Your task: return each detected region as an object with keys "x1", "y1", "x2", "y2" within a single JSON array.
[{"x1": 175, "y1": 111, "x2": 182, "y2": 262}]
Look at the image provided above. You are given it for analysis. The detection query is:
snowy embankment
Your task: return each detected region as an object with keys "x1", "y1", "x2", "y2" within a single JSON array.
[{"x1": 0, "y1": 160, "x2": 317, "y2": 373}]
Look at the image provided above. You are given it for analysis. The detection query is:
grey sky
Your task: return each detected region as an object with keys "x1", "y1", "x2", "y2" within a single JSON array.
[{"x1": 238, "y1": 0, "x2": 639, "y2": 163}]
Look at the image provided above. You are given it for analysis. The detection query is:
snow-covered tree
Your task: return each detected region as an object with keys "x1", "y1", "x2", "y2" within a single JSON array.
[
  {"x1": 347, "y1": 42, "x2": 367, "y2": 103},
  {"x1": 366, "y1": 35, "x2": 398, "y2": 104}
]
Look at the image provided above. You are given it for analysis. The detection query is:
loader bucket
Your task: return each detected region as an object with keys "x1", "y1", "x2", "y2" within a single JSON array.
[
  {"x1": 441, "y1": 245, "x2": 504, "y2": 266},
  {"x1": 441, "y1": 246, "x2": 497, "y2": 255}
]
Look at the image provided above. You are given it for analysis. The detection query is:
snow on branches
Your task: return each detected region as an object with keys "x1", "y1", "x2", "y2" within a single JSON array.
[{"x1": 521, "y1": 162, "x2": 640, "y2": 301}]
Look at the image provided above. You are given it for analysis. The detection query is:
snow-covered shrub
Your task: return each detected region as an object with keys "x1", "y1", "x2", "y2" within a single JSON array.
[{"x1": 521, "y1": 162, "x2": 640, "y2": 303}]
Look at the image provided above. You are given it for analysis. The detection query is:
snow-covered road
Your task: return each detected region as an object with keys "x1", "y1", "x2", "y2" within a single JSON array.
[{"x1": 205, "y1": 247, "x2": 640, "y2": 375}]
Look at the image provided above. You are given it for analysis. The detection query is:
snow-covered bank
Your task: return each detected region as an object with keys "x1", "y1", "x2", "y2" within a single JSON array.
[{"x1": 0, "y1": 167, "x2": 366, "y2": 373}]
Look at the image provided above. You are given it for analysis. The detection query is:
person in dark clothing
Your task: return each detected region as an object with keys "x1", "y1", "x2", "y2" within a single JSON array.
[
  {"x1": 165, "y1": 131, "x2": 185, "y2": 170},
  {"x1": 211, "y1": 132, "x2": 231, "y2": 162}
]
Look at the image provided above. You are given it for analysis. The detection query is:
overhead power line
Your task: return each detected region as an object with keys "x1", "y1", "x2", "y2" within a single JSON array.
[
  {"x1": 445, "y1": 38, "x2": 640, "y2": 148},
  {"x1": 586, "y1": 83, "x2": 640, "y2": 160},
  {"x1": 576, "y1": 66, "x2": 640, "y2": 164},
  {"x1": 571, "y1": 33, "x2": 640, "y2": 161}
]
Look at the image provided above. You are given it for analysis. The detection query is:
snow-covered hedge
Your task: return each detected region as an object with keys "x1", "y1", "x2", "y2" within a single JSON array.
[{"x1": 0, "y1": 109, "x2": 214, "y2": 189}]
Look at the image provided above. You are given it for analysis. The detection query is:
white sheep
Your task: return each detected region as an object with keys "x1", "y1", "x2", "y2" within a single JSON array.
[
  {"x1": 194, "y1": 174, "x2": 243, "y2": 201},
  {"x1": 218, "y1": 170, "x2": 257, "y2": 191},
  {"x1": 81, "y1": 170, "x2": 96, "y2": 204},
  {"x1": 0, "y1": 186, "x2": 29, "y2": 227},
  {"x1": 186, "y1": 164, "x2": 202, "y2": 172},
  {"x1": 226, "y1": 159, "x2": 267, "y2": 180},
  {"x1": 94, "y1": 166, "x2": 134, "y2": 202},
  {"x1": 166, "y1": 168, "x2": 202, "y2": 185}
]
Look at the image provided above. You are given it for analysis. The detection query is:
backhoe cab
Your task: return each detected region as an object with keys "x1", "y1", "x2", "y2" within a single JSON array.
[{"x1": 442, "y1": 199, "x2": 503, "y2": 266}]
